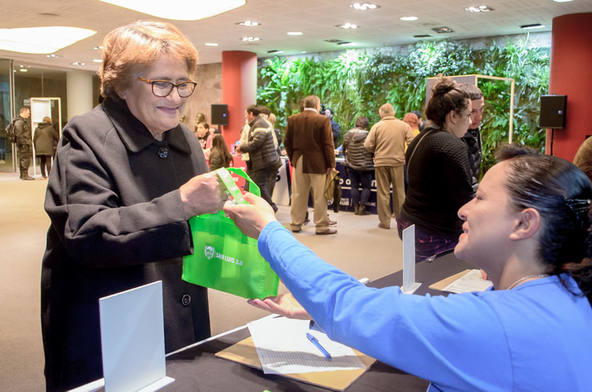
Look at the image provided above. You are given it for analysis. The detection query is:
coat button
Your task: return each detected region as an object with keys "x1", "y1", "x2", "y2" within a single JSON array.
[
  {"x1": 181, "y1": 294, "x2": 192, "y2": 306},
  {"x1": 158, "y1": 146, "x2": 169, "y2": 159}
]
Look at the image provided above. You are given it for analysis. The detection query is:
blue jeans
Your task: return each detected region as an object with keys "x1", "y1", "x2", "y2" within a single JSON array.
[{"x1": 346, "y1": 167, "x2": 372, "y2": 206}]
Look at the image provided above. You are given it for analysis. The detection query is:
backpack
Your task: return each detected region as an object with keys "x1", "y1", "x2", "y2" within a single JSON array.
[{"x1": 5, "y1": 119, "x2": 17, "y2": 143}]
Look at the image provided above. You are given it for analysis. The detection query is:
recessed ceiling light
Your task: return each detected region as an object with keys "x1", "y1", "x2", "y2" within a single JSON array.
[
  {"x1": 465, "y1": 5, "x2": 494, "y2": 13},
  {"x1": 432, "y1": 26, "x2": 454, "y2": 33},
  {"x1": 46, "y1": 53, "x2": 59, "y2": 58},
  {"x1": 287, "y1": 31, "x2": 303, "y2": 36},
  {"x1": 400, "y1": 16, "x2": 418, "y2": 21},
  {"x1": 241, "y1": 36, "x2": 260, "y2": 42},
  {"x1": 205, "y1": 42, "x2": 219, "y2": 47},
  {"x1": 0, "y1": 26, "x2": 96, "y2": 54},
  {"x1": 72, "y1": 61, "x2": 86, "y2": 66},
  {"x1": 267, "y1": 49, "x2": 283, "y2": 54},
  {"x1": 99, "y1": 0, "x2": 246, "y2": 21},
  {"x1": 521, "y1": 23, "x2": 544, "y2": 29},
  {"x1": 413, "y1": 34, "x2": 432, "y2": 38},
  {"x1": 19, "y1": 68, "x2": 28, "y2": 72},
  {"x1": 351, "y1": 2, "x2": 379, "y2": 11},
  {"x1": 92, "y1": 59, "x2": 103, "y2": 63},
  {"x1": 237, "y1": 20, "x2": 260, "y2": 27},
  {"x1": 336, "y1": 23, "x2": 358, "y2": 29},
  {"x1": 553, "y1": 0, "x2": 573, "y2": 2}
]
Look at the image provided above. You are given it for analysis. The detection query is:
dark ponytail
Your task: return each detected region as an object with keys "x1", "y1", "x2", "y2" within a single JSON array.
[{"x1": 497, "y1": 145, "x2": 592, "y2": 304}]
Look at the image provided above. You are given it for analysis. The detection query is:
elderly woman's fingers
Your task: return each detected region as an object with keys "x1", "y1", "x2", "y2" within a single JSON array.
[{"x1": 179, "y1": 172, "x2": 224, "y2": 217}]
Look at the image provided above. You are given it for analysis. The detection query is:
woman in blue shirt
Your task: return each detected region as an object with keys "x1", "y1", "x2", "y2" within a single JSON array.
[{"x1": 224, "y1": 144, "x2": 592, "y2": 391}]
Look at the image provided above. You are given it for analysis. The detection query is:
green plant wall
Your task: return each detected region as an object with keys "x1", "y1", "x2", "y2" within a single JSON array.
[{"x1": 257, "y1": 37, "x2": 550, "y2": 174}]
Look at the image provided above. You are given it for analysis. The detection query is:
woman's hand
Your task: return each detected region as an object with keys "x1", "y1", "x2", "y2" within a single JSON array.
[
  {"x1": 223, "y1": 193, "x2": 277, "y2": 239},
  {"x1": 179, "y1": 172, "x2": 226, "y2": 217},
  {"x1": 248, "y1": 292, "x2": 311, "y2": 320}
]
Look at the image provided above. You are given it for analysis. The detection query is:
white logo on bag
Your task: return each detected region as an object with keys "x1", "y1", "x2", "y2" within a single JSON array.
[
  {"x1": 203, "y1": 245, "x2": 244, "y2": 266},
  {"x1": 204, "y1": 246, "x2": 215, "y2": 260}
]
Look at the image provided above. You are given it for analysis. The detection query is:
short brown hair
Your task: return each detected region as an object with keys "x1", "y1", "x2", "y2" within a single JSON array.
[
  {"x1": 99, "y1": 21, "x2": 198, "y2": 100},
  {"x1": 303, "y1": 95, "x2": 320, "y2": 109}
]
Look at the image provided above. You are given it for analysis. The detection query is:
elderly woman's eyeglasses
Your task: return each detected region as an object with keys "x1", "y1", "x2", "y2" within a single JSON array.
[{"x1": 137, "y1": 77, "x2": 197, "y2": 98}]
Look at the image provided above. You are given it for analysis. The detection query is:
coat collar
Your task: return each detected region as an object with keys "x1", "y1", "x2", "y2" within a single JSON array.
[{"x1": 101, "y1": 97, "x2": 191, "y2": 155}]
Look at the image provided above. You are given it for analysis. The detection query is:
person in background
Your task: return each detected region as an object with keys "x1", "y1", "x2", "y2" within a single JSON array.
[
  {"x1": 574, "y1": 137, "x2": 592, "y2": 182},
  {"x1": 412, "y1": 110, "x2": 425, "y2": 131},
  {"x1": 34, "y1": 116, "x2": 59, "y2": 179},
  {"x1": 460, "y1": 84, "x2": 485, "y2": 189},
  {"x1": 195, "y1": 122, "x2": 213, "y2": 159},
  {"x1": 236, "y1": 105, "x2": 281, "y2": 212},
  {"x1": 225, "y1": 144, "x2": 592, "y2": 392},
  {"x1": 324, "y1": 107, "x2": 341, "y2": 148},
  {"x1": 364, "y1": 103, "x2": 415, "y2": 229},
  {"x1": 41, "y1": 21, "x2": 226, "y2": 391},
  {"x1": 403, "y1": 112, "x2": 421, "y2": 141},
  {"x1": 284, "y1": 95, "x2": 336, "y2": 235},
  {"x1": 238, "y1": 109, "x2": 251, "y2": 165},
  {"x1": 399, "y1": 79, "x2": 474, "y2": 261},
  {"x1": 15, "y1": 107, "x2": 33, "y2": 180},
  {"x1": 342, "y1": 116, "x2": 373, "y2": 215},
  {"x1": 208, "y1": 134, "x2": 233, "y2": 170}
]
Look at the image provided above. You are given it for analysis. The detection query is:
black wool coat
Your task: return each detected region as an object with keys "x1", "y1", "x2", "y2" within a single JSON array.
[{"x1": 41, "y1": 98, "x2": 211, "y2": 391}]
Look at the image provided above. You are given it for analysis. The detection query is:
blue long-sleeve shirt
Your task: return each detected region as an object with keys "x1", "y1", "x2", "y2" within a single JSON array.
[{"x1": 258, "y1": 221, "x2": 592, "y2": 391}]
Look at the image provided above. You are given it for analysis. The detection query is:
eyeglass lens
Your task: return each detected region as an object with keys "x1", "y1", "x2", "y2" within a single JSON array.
[{"x1": 152, "y1": 81, "x2": 196, "y2": 98}]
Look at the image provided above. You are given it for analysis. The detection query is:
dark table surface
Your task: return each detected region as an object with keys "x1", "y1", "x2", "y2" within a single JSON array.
[{"x1": 164, "y1": 252, "x2": 472, "y2": 391}]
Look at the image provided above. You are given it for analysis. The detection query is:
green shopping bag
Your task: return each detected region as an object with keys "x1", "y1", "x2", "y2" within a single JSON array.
[{"x1": 182, "y1": 168, "x2": 279, "y2": 299}]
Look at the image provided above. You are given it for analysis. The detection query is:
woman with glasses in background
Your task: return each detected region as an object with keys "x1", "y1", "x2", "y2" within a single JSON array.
[{"x1": 41, "y1": 21, "x2": 226, "y2": 391}]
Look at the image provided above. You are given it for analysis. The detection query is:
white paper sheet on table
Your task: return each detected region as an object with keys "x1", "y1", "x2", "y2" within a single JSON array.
[
  {"x1": 247, "y1": 317, "x2": 364, "y2": 375},
  {"x1": 442, "y1": 269, "x2": 493, "y2": 293}
]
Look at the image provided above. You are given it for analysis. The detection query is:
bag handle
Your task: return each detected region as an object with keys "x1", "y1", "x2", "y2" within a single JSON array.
[
  {"x1": 406, "y1": 129, "x2": 434, "y2": 178},
  {"x1": 216, "y1": 167, "x2": 261, "y2": 200}
]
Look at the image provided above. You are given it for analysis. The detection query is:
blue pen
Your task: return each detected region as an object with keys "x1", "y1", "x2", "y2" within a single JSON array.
[{"x1": 306, "y1": 332, "x2": 332, "y2": 360}]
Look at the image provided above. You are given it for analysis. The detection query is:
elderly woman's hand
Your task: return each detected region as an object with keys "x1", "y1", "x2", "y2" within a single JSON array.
[
  {"x1": 179, "y1": 172, "x2": 226, "y2": 217},
  {"x1": 223, "y1": 193, "x2": 277, "y2": 239}
]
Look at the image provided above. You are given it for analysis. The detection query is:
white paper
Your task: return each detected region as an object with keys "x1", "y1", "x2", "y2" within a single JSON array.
[
  {"x1": 99, "y1": 281, "x2": 174, "y2": 392},
  {"x1": 402, "y1": 225, "x2": 421, "y2": 294},
  {"x1": 442, "y1": 269, "x2": 493, "y2": 293},
  {"x1": 247, "y1": 317, "x2": 364, "y2": 374}
]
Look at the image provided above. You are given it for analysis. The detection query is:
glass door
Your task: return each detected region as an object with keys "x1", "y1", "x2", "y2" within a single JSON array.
[{"x1": 0, "y1": 59, "x2": 13, "y2": 172}]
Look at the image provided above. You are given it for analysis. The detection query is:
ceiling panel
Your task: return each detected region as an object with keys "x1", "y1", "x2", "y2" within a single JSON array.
[{"x1": 0, "y1": 0, "x2": 590, "y2": 71}]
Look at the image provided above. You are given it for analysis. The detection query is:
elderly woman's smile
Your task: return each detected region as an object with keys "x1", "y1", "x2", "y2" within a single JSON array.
[{"x1": 121, "y1": 56, "x2": 192, "y2": 140}]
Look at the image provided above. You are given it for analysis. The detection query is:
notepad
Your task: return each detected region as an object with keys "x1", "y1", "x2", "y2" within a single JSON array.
[{"x1": 247, "y1": 317, "x2": 364, "y2": 375}]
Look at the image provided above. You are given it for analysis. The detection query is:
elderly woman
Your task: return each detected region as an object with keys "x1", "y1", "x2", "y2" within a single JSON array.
[
  {"x1": 41, "y1": 21, "x2": 225, "y2": 391},
  {"x1": 399, "y1": 79, "x2": 474, "y2": 261},
  {"x1": 224, "y1": 144, "x2": 592, "y2": 391}
]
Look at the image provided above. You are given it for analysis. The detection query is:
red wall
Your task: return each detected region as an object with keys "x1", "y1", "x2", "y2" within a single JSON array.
[
  {"x1": 221, "y1": 51, "x2": 257, "y2": 152},
  {"x1": 547, "y1": 13, "x2": 592, "y2": 160}
]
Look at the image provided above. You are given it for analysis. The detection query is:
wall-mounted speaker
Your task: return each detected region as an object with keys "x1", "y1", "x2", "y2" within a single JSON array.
[
  {"x1": 539, "y1": 95, "x2": 567, "y2": 129},
  {"x1": 211, "y1": 104, "x2": 228, "y2": 126}
]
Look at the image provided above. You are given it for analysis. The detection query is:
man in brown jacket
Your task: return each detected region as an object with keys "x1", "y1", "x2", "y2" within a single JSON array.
[
  {"x1": 284, "y1": 95, "x2": 336, "y2": 234},
  {"x1": 364, "y1": 103, "x2": 415, "y2": 229}
]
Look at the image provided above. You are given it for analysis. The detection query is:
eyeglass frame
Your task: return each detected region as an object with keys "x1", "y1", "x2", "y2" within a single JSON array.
[{"x1": 137, "y1": 77, "x2": 197, "y2": 98}]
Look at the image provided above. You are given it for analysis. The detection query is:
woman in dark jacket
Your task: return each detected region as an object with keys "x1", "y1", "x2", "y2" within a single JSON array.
[
  {"x1": 34, "y1": 116, "x2": 58, "y2": 178},
  {"x1": 41, "y1": 21, "x2": 226, "y2": 391},
  {"x1": 342, "y1": 116, "x2": 374, "y2": 215},
  {"x1": 398, "y1": 79, "x2": 474, "y2": 262}
]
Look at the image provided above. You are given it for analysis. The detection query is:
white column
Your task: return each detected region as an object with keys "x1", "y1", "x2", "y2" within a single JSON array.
[{"x1": 66, "y1": 70, "x2": 93, "y2": 120}]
